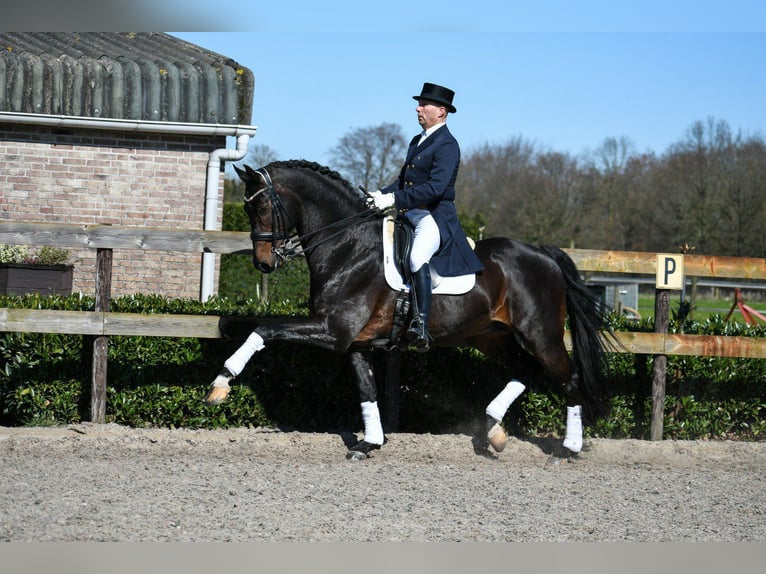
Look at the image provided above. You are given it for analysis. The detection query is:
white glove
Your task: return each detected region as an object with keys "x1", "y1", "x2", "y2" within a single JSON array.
[{"x1": 370, "y1": 191, "x2": 396, "y2": 211}]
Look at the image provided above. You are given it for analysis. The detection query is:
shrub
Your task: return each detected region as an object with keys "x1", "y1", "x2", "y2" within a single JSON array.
[
  {"x1": 0, "y1": 244, "x2": 71, "y2": 265},
  {"x1": 0, "y1": 293, "x2": 764, "y2": 441},
  {"x1": 32, "y1": 246, "x2": 71, "y2": 265},
  {"x1": 0, "y1": 244, "x2": 28, "y2": 264}
]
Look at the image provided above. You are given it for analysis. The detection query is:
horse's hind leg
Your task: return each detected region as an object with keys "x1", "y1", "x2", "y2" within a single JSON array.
[
  {"x1": 534, "y1": 343, "x2": 585, "y2": 456},
  {"x1": 470, "y1": 335, "x2": 528, "y2": 453},
  {"x1": 562, "y1": 404, "x2": 583, "y2": 454},
  {"x1": 559, "y1": 373, "x2": 586, "y2": 455},
  {"x1": 484, "y1": 379, "x2": 526, "y2": 452},
  {"x1": 346, "y1": 351, "x2": 385, "y2": 461}
]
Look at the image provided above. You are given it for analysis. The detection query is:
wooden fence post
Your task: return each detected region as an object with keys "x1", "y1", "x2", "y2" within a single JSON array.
[
  {"x1": 91, "y1": 248, "x2": 113, "y2": 423},
  {"x1": 650, "y1": 289, "x2": 670, "y2": 441}
]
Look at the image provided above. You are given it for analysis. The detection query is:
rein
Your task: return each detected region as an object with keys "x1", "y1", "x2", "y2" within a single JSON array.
[{"x1": 245, "y1": 167, "x2": 380, "y2": 262}]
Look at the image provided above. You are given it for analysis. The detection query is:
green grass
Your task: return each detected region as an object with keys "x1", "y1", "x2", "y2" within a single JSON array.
[{"x1": 636, "y1": 294, "x2": 766, "y2": 324}]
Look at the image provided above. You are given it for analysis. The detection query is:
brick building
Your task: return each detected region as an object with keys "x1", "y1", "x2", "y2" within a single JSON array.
[{"x1": 0, "y1": 33, "x2": 256, "y2": 299}]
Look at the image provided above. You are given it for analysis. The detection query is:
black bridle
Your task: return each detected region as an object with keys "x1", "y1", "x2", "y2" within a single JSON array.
[{"x1": 244, "y1": 166, "x2": 381, "y2": 263}]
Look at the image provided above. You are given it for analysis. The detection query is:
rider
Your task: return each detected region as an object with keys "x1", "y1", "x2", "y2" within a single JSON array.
[{"x1": 370, "y1": 83, "x2": 484, "y2": 351}]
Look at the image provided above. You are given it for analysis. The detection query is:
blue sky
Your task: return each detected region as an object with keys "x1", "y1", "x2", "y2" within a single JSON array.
[
  {"x1": 172, "y1": 27, "x2": 765, "y2": 168},
  {"x1": 10, "y1": 2, "x2": 764, "y2": 167}
]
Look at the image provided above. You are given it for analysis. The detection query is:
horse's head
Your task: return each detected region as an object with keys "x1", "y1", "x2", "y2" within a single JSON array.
[
  {"x1": 236, "y1": 159, "x2": 376, "y2": 274},
  {"x1": 236, "y1": 164, "x2": 297, "y2": 273}
]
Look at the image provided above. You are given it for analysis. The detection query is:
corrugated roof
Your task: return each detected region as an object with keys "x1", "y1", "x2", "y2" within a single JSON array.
[{"x1": 0, "y1": 32, "x2": 254, "y2": 124}]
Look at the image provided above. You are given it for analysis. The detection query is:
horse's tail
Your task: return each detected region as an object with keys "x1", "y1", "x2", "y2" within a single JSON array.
[{"x1": 541, "y1": 246, "x2": 612, "y2": 422}]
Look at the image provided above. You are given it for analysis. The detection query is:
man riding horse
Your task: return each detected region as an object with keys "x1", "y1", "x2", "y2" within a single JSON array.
[
  {"x1": 204, "y1": 85, "x2": 611, "y2": 462},
  {"x1": 370, "y1": 83, "x2": 484, "y2": 352}
]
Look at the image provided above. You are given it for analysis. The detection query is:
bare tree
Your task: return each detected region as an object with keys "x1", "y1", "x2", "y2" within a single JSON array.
[
  {"x1": 579, "y1": 136, "x2": 640, "y2": 249},
  {"x1": 677, "y1": 119, "x2": 728, "y2": 253},
  {"x1": 645, "y1": 118, "x2": 766, "y2": 257},
  {"x1": 513, "y1": 150, "x2": 582, "y2": 246},
  {"x1": 716, "y1": 134, "x2": 766, "y2": 257},
  {"x1": 621, "y1": 152, "x2": 662, "y2": 252},
  {"x1": 457, "y1": 137, "x2": 538, "y2": 238},
  {"x1": 328, "y1": 123, "x2": 407, "y2": 191},
  {"x1": 240, "y1": 142, "x2": 279, "y2": 170}
]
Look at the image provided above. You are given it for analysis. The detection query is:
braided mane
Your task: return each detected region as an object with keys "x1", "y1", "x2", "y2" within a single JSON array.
[{"x1": 265, "y1": 159, "x2": 360, "y2": 201}]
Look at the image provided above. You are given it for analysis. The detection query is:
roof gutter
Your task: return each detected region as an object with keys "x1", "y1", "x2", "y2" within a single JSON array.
[
  {"x1": 0, "y1": 111, "x2": 257, "y2": 137},
  {"x1": 0, "y1": 111, "x2": 257, "y2": 302}
]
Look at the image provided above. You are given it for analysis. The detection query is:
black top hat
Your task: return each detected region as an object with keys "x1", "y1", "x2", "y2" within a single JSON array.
[{"x1": 413, "y1": 82, "x2": 457, "y2": 113}]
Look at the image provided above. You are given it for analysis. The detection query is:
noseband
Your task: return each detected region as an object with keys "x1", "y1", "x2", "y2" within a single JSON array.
[{"x1": 243, "y1": 166, "x2": 380, "y2": 262}]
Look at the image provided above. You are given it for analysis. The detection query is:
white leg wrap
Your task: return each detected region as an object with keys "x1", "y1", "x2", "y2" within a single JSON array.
[
  {"x1": 485, "y1": 380, "x2": 526, "y2": 422},
  {"x1": 563, "y1": 405, "x2": 583, "y2": 453},
  {"x1": 223, "y1": 332, "x2": 265, "y2": 378},
  {"x1": 361, "y1": 401, "x2": 384, "y2": 445}
]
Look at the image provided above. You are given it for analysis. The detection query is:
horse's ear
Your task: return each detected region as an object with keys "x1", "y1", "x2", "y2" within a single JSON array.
[
  {"x1": 234, "y1": 165, "x2": 248, "y2": 182},
  {"x1": 245, "y1": 165, "x2": 260, "y2": 179}
]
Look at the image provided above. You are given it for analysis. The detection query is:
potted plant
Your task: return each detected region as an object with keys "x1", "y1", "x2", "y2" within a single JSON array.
[{"x1": 0, "y1": 244, "x2": 74, "y2": 296}]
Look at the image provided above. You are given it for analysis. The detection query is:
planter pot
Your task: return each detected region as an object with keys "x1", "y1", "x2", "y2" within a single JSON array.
[{"x1": 0, "y1": 263, "x2": 74, "y2": 296}]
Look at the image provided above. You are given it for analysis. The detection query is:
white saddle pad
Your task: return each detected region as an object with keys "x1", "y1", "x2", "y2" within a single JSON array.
[{"x1": 382, "y1": 216, "x2": 476, "y2": 295}]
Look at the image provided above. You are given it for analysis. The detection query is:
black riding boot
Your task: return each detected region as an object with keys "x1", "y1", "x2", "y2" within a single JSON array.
[{"x1": 407, "y1": 263, "x2": 432, "y2": 352}]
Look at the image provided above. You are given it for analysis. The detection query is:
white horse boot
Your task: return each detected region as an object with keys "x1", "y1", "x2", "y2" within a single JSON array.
[
  {"x1": 361, "y1": 401, "x2": 384, "y2": 446},
  {"x1": 563, "y1": 405, "x2": 583, "y2": 453},
  {"x1": 484, "y1": 380, "x2": 525, "y2": 452},
  {"x1": 205, "y1": 332, "x2": 265, "y2": 404},
  {"x1": 346, "y1": 401, "x2": 385, "y2": 461}
]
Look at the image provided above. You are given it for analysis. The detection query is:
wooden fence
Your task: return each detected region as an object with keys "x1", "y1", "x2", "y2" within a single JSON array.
[{"x1": 2, "y1": 221, "x2": 765, "y2": 437}]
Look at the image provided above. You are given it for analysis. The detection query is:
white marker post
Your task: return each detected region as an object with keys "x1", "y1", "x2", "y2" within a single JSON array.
[
  {"x1": 656, "y1": 254, "x2": 684, "y2": 290},
  {"x1": 651, "y1": 254, "x2": 685, "y2": 441}
]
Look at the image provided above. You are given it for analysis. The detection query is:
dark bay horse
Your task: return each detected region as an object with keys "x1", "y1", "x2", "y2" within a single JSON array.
[{"x1": 205, "y1": 160, "x2": 613, "y2": 461}]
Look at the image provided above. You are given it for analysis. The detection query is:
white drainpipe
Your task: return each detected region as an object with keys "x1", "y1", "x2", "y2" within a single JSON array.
[
  {"x1": 201, "y1": 133, "x2": 251, "y2": 301},
  {"x1": 0, "y1": 111, "x2": 257, "y2": 301}
]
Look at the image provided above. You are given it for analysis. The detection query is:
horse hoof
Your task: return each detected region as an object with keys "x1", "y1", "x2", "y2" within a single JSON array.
[
  {"x1": 547, "y1": 455, "x2": 569, "y2": 465},
  {"x1": 346, "y1": 450, "x2": 368, "y2": 461},
  {"x1": 487, "y1": 422, "x2": 508, "y2": 452},
  {"x1": 547, "y1": 445, "x2": 580, "y2": 465},
  {"x1": 204, "y1": 385, "x2": 231, "y2": 405},
  {"x1": 346, "y1": 440, "x2": 383, "y2": 461}
]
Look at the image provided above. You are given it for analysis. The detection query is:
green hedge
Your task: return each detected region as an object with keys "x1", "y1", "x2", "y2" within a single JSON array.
[{"x1": 1, "y1": 293, "x2": 764, "y2": 440}]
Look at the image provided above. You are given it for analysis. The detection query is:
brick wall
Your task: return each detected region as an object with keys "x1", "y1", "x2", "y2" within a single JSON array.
[{"x1": 0, "y1": 124, "x2": 226, "y2": 299}]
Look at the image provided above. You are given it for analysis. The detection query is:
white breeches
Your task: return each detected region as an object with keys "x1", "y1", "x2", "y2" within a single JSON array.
[{"x1": 406, "y1": 209, "x2": 440, "y2": 272}]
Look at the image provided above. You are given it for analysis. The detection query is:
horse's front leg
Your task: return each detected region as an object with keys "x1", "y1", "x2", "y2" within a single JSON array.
[
  {"x1": 204, "y1": 331, "x2": 265, "y2": 404},
  {"x1": 345, "y1": 351, "x2": 385, "y2": 461},
  {"x1": 204, "y1": 316, "x2": 342, "y2": 405}
]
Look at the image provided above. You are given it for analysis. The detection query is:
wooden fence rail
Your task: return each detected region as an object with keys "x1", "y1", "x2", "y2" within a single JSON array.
[
  {"x1": 3, "y1": 221, "x2": 766, "y2": 277},
  {"x1": 564, "y1": 248, "x2": 766, "y2": 279},
  {"x1": 0, "y1": 221, "x2": 252, "y2": 255},
  {"x1": 2, "y1": 221, "x2": 765, "y2": 437},
  {"x1": 2, "y1": 308, "x2": 765, "y2": 359}
]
